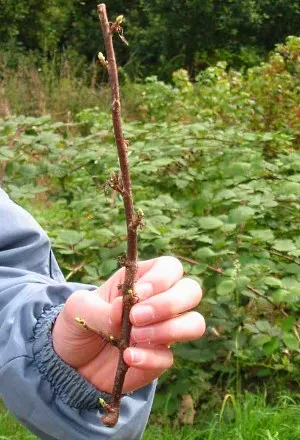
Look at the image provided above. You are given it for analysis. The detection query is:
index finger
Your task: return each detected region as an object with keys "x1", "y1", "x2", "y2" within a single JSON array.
[
  {"x1": 135, "y1": 256, "x2": 184, "y2": 299},
  {"x1": 109, "y1": 257, "x2": 183, "y2": 326},
  {"x1": 101, "y1": 256, "x2": 184, "y2": 302}
]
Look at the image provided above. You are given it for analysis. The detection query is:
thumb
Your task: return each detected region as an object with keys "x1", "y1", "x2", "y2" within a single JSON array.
[{"x1": 61, "y1": 289, "x2": 113, "y2": 337}]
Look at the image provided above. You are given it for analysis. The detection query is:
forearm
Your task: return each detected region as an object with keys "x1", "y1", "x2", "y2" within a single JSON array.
[
  {"x1": 0, "y1": 276, "x2": 155, "y2": 440},
  {"x1": 0, "y1": 189, "x2": 155, "y2": 439}
]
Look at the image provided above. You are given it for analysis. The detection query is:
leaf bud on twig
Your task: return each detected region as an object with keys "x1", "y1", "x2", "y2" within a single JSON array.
[
  {"x1": 116, "y1": 15, "x2": 124, "y2": 25},
  {"x1": 98, "y1": 52, "x2": 108, "y2": 67}
]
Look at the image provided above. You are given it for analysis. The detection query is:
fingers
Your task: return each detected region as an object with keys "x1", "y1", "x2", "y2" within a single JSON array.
[
  {"x1": 135, "y1": 256, "x2": 184, "y2": 300},
  {"x1": 109, "y1": 256, "x2": 185, "y2": 326},
  {"x1": 131, "y1": 311, "x2": 205, "y2": 345},
  {"x1": 124, "y1": 345, "x2": 173, "y2": 370},
  {"x1": 99, "y1": 256, "x2": 183, "y2": 304},
  {"x1": 130, "y1": 277, "x2": 202, "y2": 326}
]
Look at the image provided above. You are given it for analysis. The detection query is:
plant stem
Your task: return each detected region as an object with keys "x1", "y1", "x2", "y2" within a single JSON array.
[
  {"x1": 270, "y1": 249, "x2": 300, "y2": 266},
  {"x1": 175, "y1": 254, "x2": 279, "y2": 308},
  {"x1": 98, "y1": 3, "x2": 141, "y2": 427}
]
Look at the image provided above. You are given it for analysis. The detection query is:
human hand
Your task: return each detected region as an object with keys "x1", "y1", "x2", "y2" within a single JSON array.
[{"x1": 52, "y1": 257, "x2": 205, "y2": 394}]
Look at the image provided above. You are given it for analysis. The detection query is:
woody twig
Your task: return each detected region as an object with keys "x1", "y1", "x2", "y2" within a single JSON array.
[{"x1": 97, "y1": 3, "x2": 143, "y2": 427}]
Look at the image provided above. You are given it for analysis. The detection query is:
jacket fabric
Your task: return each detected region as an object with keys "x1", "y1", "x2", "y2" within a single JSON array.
[{"x1": 0, "y1": 188, "x2": 155, "y2": 439}]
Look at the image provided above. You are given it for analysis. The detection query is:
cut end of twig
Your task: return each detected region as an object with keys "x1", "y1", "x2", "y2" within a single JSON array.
[{"x1": 101, "y1": 408, "x2": 120, "y2": 427}]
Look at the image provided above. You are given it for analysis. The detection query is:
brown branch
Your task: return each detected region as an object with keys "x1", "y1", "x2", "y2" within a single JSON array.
[
  {"x1": 176, "y1": 254, "x2": 224, "y2": 274},
  {"x1": 98, "y1": 4, "x2": 142, "y2": 427},
  {"x1": 183, "y1": 136, "x2": 236, "y2": 146},
  {"x1": 65, "y1": 260, "x2": 86, "y2": 281},
  {"x1": 74, "y1": 317, "x2": 122, "y2": 348},
  {"x1": 270, "y1": 249, "x2": 300, "y2": 267},
  {"x1": 175, "y1": 254, "x2": 277, "y2": 308}
]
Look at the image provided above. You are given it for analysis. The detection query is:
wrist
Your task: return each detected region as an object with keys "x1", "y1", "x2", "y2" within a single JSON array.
[{"x1": 33, "y1": 304, "x2": 106, "y2": 409}]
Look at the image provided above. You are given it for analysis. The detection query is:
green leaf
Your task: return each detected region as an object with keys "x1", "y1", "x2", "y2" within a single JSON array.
[
  {"x1": 262, "y1": 337, "x2": 280, "y2": 355},
  {"x1": 174, "y1": 346, "x2": 216, "y2": 363},
  {"x1": 244, "y1": 323, "x2": 259, "y2": 334},
  {"x1": 0, "y1": 147, "x2": 14, "y2": 161},
  {"x1": 282, "y1": 333, "x2": 299, "y2": 350},
  {"x1": 198, "y1": 216, "x2": 223, "y2": 230},
  {"x1": 145, "y1": 220, "x2": 161, "y2": 235},
  {"x1": 226, "y1": 162, "x2": 251, "y2": 177},
  {"x1": 152, "y1": 237, "x2": 171, "y2": 249},
  {"x1": 57, "y1": 230, "x2": 85, "y2": 245},
  {"x1": 251, "y1": 334, "x2": 272, "y2": 347},
  {"x1": 272, "y1": 289, "x2": 288, "y2": 303},
  {"x1": 196, "y1": 235, "x2": 213, "y2": 244},
  {"x1": 193, "y1": 247, "x2": 215, "y2": 259},
  {"x1": 263, "y1": 277, "x2": 283, "y2": 288},
  {"x1": 229, "y1": 206, "x2": 255, "y2": 224},
  {"x1": 281, "y1": 277, "x2": 300, "y2": 289},
  {"x1": 221, "y1": 223, "x2": 237, "y2": 233},
  {"x1": 255, "y1": 320, "x2": 271, "y2": 333},
  {"x1": 149, "y1": 215, "x2": 171, "y2": 225},
  {"x1": 250, "y1": 229, "x2": 275, "y2": 242},
  {"x1": 190, "y1": 263, "x2": 208, "y2": 275},
  {"x1": 217, "y1": 280, "x2": 236, "y2": 296},
  {"x1": 236, "y1": 276, "x2": 250, "y2": 290},
  {"x1": 99, "y1": 259, "x2": 118, "y2": 277},
  {"x1": 284, "y1": 263, "x2": 300, "y2": 275},
  {"x1": 97, "y1": 229, "x2": 115, "y2": 238},
  {"x1": 273, "y1": 240, "x2": 296, "y2": 252},
  {"x1": 215, "y1": 189, "x2": 236, "y2": 200},
  {"x1": 77, "y1": 238, "x2": 96, "y2": 250},
  {"x1": 280, "y1": 182, "x2": 300, "y2": 196},
  {"x1": 281, "y1": 316, "x2": 296, "y2": 332}
]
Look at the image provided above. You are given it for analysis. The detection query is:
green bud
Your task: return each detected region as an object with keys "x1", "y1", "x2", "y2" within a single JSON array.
[
  {"x1": 116, "y1": 15, "x2": 124, "y2": 25},
  {"x1": 137, "y1": 208, "x2": 144, "y2": 217},
  {"x1": 98, "y1": 52, "x2": 106, "y2": 63},
  {"x1": 99, "y1": 398, "x2": 108, "y2": 408}
]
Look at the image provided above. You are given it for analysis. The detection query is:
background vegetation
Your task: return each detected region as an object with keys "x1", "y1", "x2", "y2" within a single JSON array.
[
  {"x1": 0, "y1": 1, "x2": 299, "y2": 438},
  {"x1": 1, "y1": 0, "x2": 300, "y2": 78}
]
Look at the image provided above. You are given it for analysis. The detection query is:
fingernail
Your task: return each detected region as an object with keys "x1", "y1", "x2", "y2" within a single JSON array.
[
  {"x1": 128, "y1": 348, "x2": 144, "y2": 365},
  {"x1": 132, "y1": 326, "x2": 153, "y2": 342},
  {"x1": 135, "y1": 282, "x2": 153, "y2": 300},
  {"x1": 131, "y1": 305, "x2": 155, "y2": 325}
]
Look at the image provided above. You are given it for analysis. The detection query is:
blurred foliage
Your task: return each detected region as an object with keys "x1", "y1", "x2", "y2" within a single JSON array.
[
  {"x1": 0, "y1": 0, "x2": 299, "y2": 79},
  {"x1": 0, "y1": 37, "x2": 300, "y2": 419}
]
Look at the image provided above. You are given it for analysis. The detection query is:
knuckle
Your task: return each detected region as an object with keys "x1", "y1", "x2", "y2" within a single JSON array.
[{"x1": 160, "y1": 278, "x2": 171, "y2": 292}]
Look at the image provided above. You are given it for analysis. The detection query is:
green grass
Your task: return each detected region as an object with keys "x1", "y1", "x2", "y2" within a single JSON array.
[
  {"x1": 0, "y1": 401, "x2": 35, "y2": 439},
  {"x1": 144, "y1": 393, "x2": 300, "y2": 440},
  {"x1": 1, "y1": 393, "x2": 300, "y2": 439}
]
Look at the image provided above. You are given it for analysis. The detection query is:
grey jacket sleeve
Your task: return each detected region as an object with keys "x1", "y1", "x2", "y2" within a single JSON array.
[{"x1": 0, "y1": 188, "x2": 156, "y2": 440}]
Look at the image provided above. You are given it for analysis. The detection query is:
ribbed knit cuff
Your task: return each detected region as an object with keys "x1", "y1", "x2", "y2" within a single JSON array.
[{"x1": 33, "y1": 304, "x2": 109, "y2": 409}]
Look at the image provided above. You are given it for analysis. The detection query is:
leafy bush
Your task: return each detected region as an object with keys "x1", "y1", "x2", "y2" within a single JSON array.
[{"x1": 1, "y1": 37, "x2": 299, "y2": 418}]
